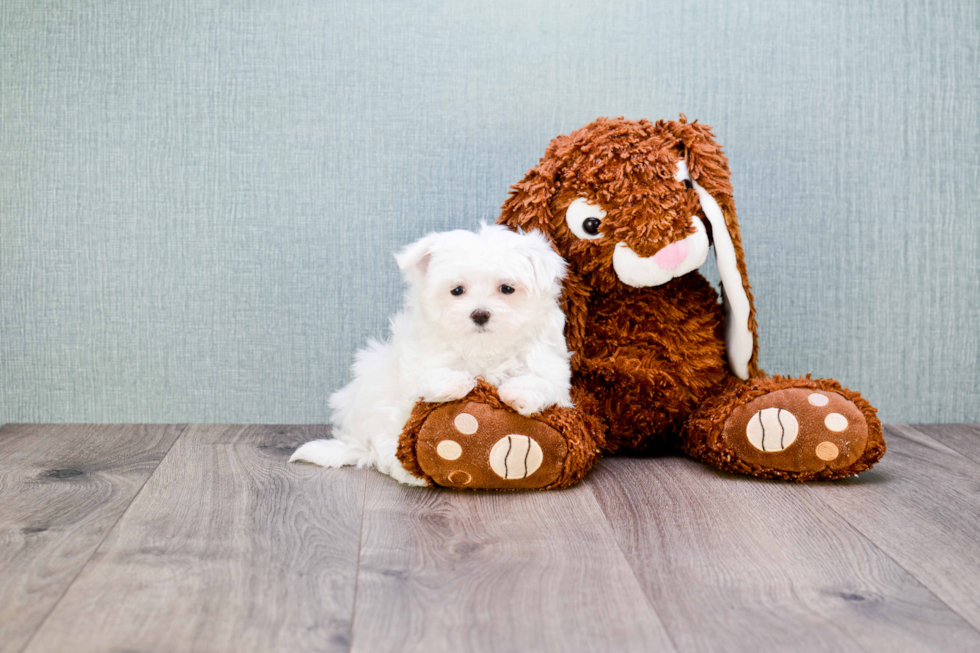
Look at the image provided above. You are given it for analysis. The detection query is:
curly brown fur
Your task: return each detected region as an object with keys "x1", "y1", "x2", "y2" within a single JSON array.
[
  {"x1": 397, "y1": 380, "x2": 605, "y2": 490},
  {"x1": 573, "y1": 275, "x2": 731, "y2": 452},
  {"x1": 397, "y1": 400, "x2": 443, "y2": 487}
]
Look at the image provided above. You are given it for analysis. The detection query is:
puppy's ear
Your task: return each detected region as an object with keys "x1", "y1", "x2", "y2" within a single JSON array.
[
  {"x1": 394, "y1": 233, "x2": 440, "y2": 284},
  {"x1": 520, "y1": 229, "x2": 567, "y2": 294},
  {"x1": 668, "y1": 118, "x2": 760, "y2": 379}
]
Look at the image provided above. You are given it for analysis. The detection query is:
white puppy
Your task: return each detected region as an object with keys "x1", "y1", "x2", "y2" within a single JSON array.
[{"x1": 290, "y1": 224, "x2": 573, "y2": 486}]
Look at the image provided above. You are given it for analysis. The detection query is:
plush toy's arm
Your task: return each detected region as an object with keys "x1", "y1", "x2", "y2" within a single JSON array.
[{"x1": 572, "y1": 352, "x2": 666, "y2": 388}]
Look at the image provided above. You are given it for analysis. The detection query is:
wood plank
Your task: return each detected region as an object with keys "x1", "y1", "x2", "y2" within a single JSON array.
[
  {"x1": 908, "y1": 423, "x2": 980, "y2": 466},
  {"x1": 590, "y1": 456, "x2": 980, "y2": 653},
  {"x1": 0, "y1": 424, "x2": 184, "y2": 653},
  {"x1": 806, "y1": 424, "x2": 980, "y2": 632},
  {"x1": 351, "y1": 471, "x2": 676, "y2": 653},
  {"x1": 22, "y1": 425, "x2": 365, "y2": 653}
]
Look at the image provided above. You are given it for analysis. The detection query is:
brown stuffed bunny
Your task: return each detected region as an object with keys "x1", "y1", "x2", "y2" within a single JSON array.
[{"x1": 398, "y1": 116, "x2": 885, "y2": 488}]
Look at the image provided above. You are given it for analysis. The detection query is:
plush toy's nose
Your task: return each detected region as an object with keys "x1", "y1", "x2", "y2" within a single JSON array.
[
  {"x1": 622, "y1": 236, "x2": 687, "y2": 261},
  {"x1": 651, "y1": 240, "x2": 690, "y2": 270},
  {"x1": 470, "y1": 309, "x2": 491, "y2": 326}
]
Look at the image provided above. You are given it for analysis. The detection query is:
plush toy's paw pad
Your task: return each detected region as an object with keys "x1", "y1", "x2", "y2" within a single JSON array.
[
  {"x1": 415, "y1": 402, "x2": 567, "y2": 489},
  {"x1": 723, "y1": 388, "x2": 869, "y2": 473}
]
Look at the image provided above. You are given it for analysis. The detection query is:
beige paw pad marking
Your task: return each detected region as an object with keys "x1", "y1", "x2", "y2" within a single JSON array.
[
  {"x1": 824, "y1": 413, "x2": 848, "y2": 432},
  {"x1": 447, "y1": 470, "x2": 471, "y2": 485},
  {"x1": 815, "y1": 441, "x2": 840, "y2": 461},
  {"x1": 746, "y1": 408, "x2": 799, "y2": 452},
  {"x1": 489, "y1": 434, "x2": 543, "y2": 479},
  {"x1": 436, "y1": 440, "x2": 462, "y2": 460},
  {"x1": 453, "y1": 412, "x2": 478, "y2": 434},
  {"x1": 808, "y1": 393, "x2": 830, "y2": 406}
]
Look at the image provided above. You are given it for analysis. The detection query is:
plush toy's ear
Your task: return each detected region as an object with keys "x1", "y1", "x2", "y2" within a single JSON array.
[
  {"x1": 394, "y1": 233, "x2": 440, "y2": 285},
  {"x1": 670, "y1": 119, "x2": 760, "y2": 379},
  {"x1": 498, "y1": 140, "x2": 565, "y2": 234},
  {"x1": 497, "y1": 139, "x2": 592, "y2": 350}
]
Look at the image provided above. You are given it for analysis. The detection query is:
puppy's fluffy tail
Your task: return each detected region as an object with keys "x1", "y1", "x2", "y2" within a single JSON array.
[{"x1": 289, "y1": 438, "x2": 364, "y2": 468}]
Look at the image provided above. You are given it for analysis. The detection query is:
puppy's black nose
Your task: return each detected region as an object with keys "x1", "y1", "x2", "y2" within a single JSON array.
[{"x1": 470, "y1": 309, "x2": 491, "y2": 326}]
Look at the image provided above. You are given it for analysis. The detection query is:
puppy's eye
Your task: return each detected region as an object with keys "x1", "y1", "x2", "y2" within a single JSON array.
[
  {"x1": 450, "y1": 286, "x2": 465, "y2": 296},
  {"x1": 499, "y1": 285, "x2": 515, "y2": 295},
  {"x1": 565, "y1": 197, "x2": 605, "y2": 240}
]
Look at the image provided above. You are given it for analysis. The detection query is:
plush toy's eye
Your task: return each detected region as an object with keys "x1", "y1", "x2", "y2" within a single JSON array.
[
  {"x1": 499, "y1": 285, "x2": 515, "y2": 295},
  {"x1": 450, "y1": 286, "x2": 465, "y2": 296},
  {"x1": 565, "y1": 197, "x2": 605, "y2": 240},
  {"x1": 683, "y1": 178, "x2": 694, "y2": 190}
]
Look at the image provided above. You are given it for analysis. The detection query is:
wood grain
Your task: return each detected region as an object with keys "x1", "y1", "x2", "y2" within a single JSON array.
[
  {"x1": 22, "y1": 425, "x2": 366, "y2": 653},
  {"x1": 6, "y1": 424, "x2": 980, "y2": 652},
  {"x1": 807, "y1": 424, "x2": 980, "y2": 632},
  {"x1": 590, "y1": 455, "x2": 980, "y2": 653},
  {"x1": 907, "y1": 423, "x2": 980, "y2": 465},
  {"x1": 0, "y1": 424, "x2": 183, "y2": 653},
  {"x1": 350, "y1": 472, "x2": 676, "y2": 653}
]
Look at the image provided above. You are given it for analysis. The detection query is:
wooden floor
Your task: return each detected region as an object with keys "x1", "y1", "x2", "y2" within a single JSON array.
[{"x1": 1, "y1": 424, "x2": 979, "y2": 653}]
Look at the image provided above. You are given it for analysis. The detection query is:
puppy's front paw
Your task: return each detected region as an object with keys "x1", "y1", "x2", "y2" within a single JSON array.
[
  {"x1": 499, "y1": 381, "x2": 549, "y2": 416},
  {"x1": 418, "y1": 368, "x2": 477, "y2": 403}
]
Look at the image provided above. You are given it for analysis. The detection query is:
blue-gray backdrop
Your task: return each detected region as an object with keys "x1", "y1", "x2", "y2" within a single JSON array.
[{"x1": 1, "y1": 0, "x2": 977, "y2": 424}]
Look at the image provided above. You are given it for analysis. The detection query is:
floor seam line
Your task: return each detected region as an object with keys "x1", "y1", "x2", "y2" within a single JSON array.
[
  {"x1": 802, "y1": 464, "x2": 980, "y2": 637},
  {"x1": 15, "y1": 423, "x2": 190, "y2": 653},
  {"x1": 346, "y1": 468, "x2": 369, "y2": 653},
  {"x1": 585, "y1": 469, "x2": 683, "y2": 653},
  {"x1": 896, "y1": 424, "x2": 980, "y2": 469}
]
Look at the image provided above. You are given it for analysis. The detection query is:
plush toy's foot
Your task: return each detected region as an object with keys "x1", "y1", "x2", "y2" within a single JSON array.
[
  {"x1": 397, "y1": 381, "x2": 605, "y2": 490},
  {"x1": 684, "y1": 376, "x2": 885, "y2": 481},
  {"x1": 412, "y1": 401, "x2": 569, "y2": 489}
]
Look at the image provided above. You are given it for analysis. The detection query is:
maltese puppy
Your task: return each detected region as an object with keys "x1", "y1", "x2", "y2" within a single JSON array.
[{"x1": 290, "y1": 224, "x2": 573, "y2": 486}]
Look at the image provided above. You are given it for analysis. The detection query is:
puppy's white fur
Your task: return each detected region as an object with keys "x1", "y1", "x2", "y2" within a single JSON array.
[{"x1": 290, "y1": 224, "x2": 573, "y2": 486}]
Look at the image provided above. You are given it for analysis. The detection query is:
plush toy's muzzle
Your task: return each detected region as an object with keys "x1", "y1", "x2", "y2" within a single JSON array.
[{"x1": 612, "y1": 216, "x2": 709, "y2": 288}]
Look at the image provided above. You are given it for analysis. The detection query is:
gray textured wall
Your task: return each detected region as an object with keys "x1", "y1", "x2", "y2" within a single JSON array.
[{"x1": 1, "y1": 0, "x2": 977, "y2": 424}]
